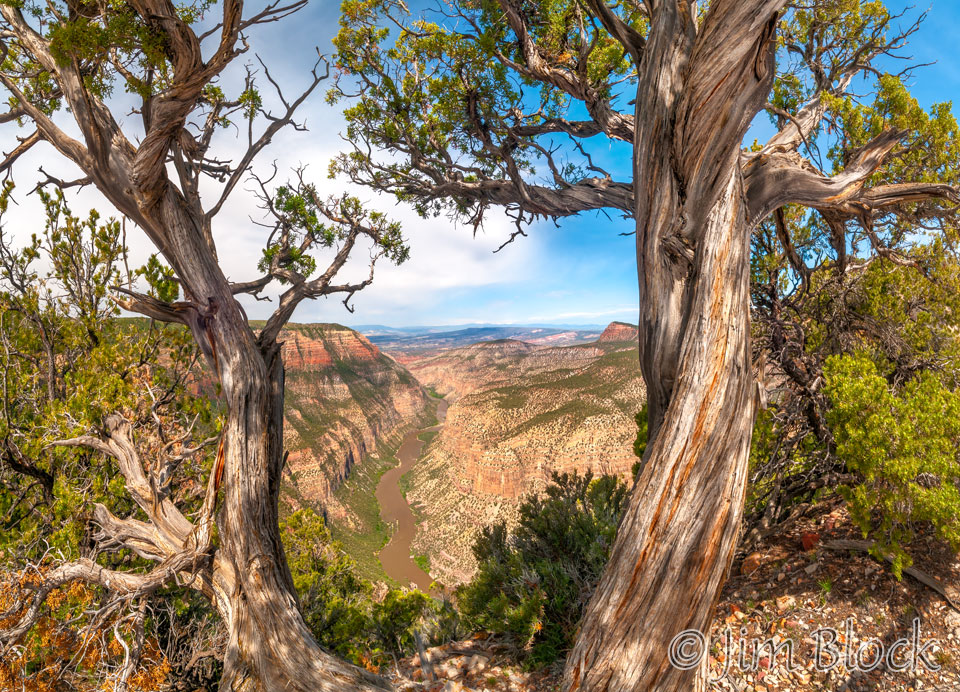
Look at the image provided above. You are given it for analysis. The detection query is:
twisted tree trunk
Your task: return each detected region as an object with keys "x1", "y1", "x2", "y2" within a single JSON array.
[
  {"x1": 214, "y1": 353, "x2": 389, "y2": 691},
  {"x1": 564, "y1": 173, "x2": 756, "y2": 692},
  {"x1": 564, "y1": 3, "x2": 781, "y2": 690},
  {"x1": 150, "y1": 197, "x2": 390, "y2": 692}
]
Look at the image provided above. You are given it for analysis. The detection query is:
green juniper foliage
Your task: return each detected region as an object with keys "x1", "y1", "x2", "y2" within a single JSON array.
[
  {"x1": 742, "y1": 2, "x2": 960, "y2": 571},
  {"x1": 457, "y1": 471, "x2": 628, "y2": 667},
  {"x1": 825, "y1": 352, "x2": 960, "y2": 577},
  {"x1": 281, "y1": 508, "x2": 448, "y2": 670}
]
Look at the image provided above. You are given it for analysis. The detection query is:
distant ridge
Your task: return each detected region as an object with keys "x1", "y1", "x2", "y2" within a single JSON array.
[{"x1": 364, "y1": 325, "x2": 603, "y2": 358}]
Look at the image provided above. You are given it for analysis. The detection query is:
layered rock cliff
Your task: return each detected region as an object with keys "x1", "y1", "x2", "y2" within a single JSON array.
[
  {"x1": 277, "y1": 324, "x2": 433, "y2": 521},
  {"x1": 597, "y1": 321, "x2": 640, "y2": 343},
  {"x1": 405, "y1": 339, "x2": 537, "y2": 398},
  {"x1": 401, "y1": 328, "x2": 645, "y2": 584}
]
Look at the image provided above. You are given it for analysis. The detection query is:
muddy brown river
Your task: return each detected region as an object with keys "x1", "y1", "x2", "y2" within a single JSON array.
[{"x1": 375, "y1": 398, "x2": 447, "y2": 593}]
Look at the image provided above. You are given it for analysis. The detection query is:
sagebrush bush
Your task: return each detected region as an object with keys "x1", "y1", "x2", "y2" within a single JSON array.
[{"x1": 456, "y1": 471, "x2": 628, "y2": 667}]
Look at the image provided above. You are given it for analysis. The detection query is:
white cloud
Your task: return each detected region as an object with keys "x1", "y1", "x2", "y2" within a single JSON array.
[{"x1": 0, "y1": 21, "x2": 631, "y2": 328}]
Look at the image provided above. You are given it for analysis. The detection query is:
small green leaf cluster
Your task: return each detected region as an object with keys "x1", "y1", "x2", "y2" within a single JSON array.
[
  {"x1": 258, "y1": 186, "x2": 409, "y2": 284},
  {"x1": 238, "y1": 87, "x2": 262, "y2": 121},
  {"x1": 456, "y1": 471, "x2": 628, "y2": 667},
  {"x1": 138, "y1": 254, "x2": 180, "y2": 302}
]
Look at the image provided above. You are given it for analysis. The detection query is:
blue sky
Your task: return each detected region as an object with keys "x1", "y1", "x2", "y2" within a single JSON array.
[{"x1": 5, "y1": 1, "x2": 959, "y2": 329}]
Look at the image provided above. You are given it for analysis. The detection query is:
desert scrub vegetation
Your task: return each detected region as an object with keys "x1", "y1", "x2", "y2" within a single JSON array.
[
  {"x1": 282, "y1": 508, "x2": 458, "y2": 671},
  {"x1": 456, "y1": 471, "x2": 628, "y2": 667}
]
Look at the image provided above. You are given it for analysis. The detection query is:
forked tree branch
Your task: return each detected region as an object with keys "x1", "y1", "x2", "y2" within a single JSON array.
[
  {"x1": 0, "y1": 411, "x2": 225, "y2": 648},
  {"x1": 744, "y1": 128, "x2": 909, "y2": 221}
]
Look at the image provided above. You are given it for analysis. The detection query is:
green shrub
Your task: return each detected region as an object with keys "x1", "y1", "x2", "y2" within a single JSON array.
[
  {"x1": 825, "y1": 352, "x2": 960, "y2": 576},
  {"x1": 370, "y1": 588, "x2": 430, "y2": 657},
  {"x1": 456, "y1": 471, "x2": 628, "y2": 667},
  {"x1": 282, "y1": 509, "x2": 374, "y2": 663},
  {"x1": 281, "y1": 509, "x2": 444, "y2": 669}
]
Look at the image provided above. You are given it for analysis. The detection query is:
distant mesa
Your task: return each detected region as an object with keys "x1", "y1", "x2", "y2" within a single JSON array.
[
  {"x1": 597, "y1": 321, "x2": 639, "y2": 343},
  {"x1": 363, "y1": 324, "x2": 604, "y2": 360}
]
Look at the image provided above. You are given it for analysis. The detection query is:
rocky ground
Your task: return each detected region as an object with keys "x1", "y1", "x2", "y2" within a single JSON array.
[
  {"x1": 390, "y1": 635, "x2": 563, "y2": 692},
  {"x1": 709, "y1": 501, "x2": 960, "y2": 692},
  {"x1": 388, "y1": 502, "x2": 960, "y2": 691}
]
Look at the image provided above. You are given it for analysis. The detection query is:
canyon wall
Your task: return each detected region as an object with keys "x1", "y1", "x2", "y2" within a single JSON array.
[
  {"x1": 406, "y1": 339, "x2": 537, "y2": 398},
  {"x1": 278, "y1": 324, "x2": 433, "y2": 521}
]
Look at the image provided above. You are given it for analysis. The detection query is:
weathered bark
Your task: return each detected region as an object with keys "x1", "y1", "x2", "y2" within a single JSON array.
[
  {"x1": 143, "y1": 193, "x2": 391, "y2": 692},
  {"x1": 0, "y1": 2, "x2": 400, "y2": 686},
  {"x1": 564, "y1": 174, "x2": 756, "y2": 692},
  {"x1": 564, "y1": 2, "x2": 781, "y2": 690}
]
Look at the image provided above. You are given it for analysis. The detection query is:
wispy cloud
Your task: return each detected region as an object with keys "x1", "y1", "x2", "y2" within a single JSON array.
[{"x1": 524, "y1": 306, "x2": 638, "y2": 322}]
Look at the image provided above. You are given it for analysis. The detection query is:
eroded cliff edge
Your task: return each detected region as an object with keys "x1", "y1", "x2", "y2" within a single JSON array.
[{"x1": 277, "y1": 323, "x2": 433, "y2": 522}]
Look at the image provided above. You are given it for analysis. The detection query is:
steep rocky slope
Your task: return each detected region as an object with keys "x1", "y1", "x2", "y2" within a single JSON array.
[
  {"x1": 277, "y1": 324, "x2": 433, "y2": 520},
  {"x1": 401, "y1": 325, "x2": 645, "y2": 583},
  {"x1": 596, "y1": 320, "x2": 639, "y2": 343}
]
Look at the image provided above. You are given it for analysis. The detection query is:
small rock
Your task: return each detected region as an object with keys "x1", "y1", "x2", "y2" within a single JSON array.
[
  {"x1": 776, "y1": 595, "x2": 796, "y2": 612},
  {"x1": 466, "y1": 654, "x2": 488, "y2": 673},
  {"x1": 800, "y1": 532, "x2": 820, "y2": 551},
  {"x1": 742, "y1": 552, "x2": 764, "y2": 575}
]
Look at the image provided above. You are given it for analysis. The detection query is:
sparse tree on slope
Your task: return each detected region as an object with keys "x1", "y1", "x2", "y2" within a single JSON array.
[
  {"x1": 330, "y1": 1, "x2": 960, "y2": 689},
  {"x1": 0, "y1": 2, "x2": 407, "y2": 690}
]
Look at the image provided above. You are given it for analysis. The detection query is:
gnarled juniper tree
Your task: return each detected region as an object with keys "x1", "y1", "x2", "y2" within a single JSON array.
[
  {"x1": 0, "y1": 2, "x2": 407, "y2": 690},
  {"x1": 330, "y1": 1, "x2": 960, "y2": 690}
]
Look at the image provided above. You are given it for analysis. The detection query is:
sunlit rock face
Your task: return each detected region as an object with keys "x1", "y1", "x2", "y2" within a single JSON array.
[
  {"x1": 596, "y1": 321, "x2": 640, "y2": 343},
  {"x1": 278, "y1": 324, "x2": 432, "y2": 519}
]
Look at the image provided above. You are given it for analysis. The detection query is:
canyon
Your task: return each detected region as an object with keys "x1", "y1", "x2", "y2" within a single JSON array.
[
  {"x1": 276, "y1": 321, "x2": 644, "y2": 588},
  {"x1": 277, "y1": 323, "x2": 433, "y2": 524},
  {"x1": 398, "y1": 322, "x2": 645, "y2": 584}
]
